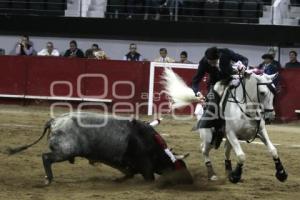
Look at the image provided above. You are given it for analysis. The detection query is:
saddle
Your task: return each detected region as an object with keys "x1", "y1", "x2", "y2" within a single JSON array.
[{"x1": 194, "y1": 80, "x2": 239, "y2": 149}]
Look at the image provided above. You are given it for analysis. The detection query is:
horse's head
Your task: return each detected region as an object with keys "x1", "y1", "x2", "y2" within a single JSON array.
[{"x1": 253, "y1": 73, "x2": 277, "y2": 122}]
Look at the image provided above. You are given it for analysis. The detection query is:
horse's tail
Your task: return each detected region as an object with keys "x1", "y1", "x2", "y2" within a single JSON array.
[
  {"x1": 161, "y1": 68, "x2": 199, "y2": 109},
  {"x1": 5, "y1": 119, "x2": 53, "y2": 155}
]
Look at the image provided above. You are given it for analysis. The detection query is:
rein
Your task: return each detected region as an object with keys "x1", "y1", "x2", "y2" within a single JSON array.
[{"x1": 227, "y1": 76, "x2": 273, "y2": 143}]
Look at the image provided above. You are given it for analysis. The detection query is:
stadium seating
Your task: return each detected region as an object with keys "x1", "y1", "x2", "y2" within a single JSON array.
[
  {"x1": 240, "y1": 0, "x2": 259, "y2": 23},
  {"x1": 0, "y1": 0, "x2": 270, "y2": 24},
  {"x1": 0, "y1": 0, "x2": 66, "y2": 16},
  {"x1": 203, "y1": 1, "x2": 219, "y2": 22},
  {"x1": 181, "y1": 0, "x2": 205, "y2": 21},
  {"x1": 290, "y1": 0, "x2": 300, "y2": 6},
  {"x1": 222, "y1": 0, "x2": 240, "y2": 22},
  {"x1": 11, "y1": 0, "x2": 28, "y2": 15},
  {"x1": 106, "y1": 0, "x2": 126, "y2": 18},
  {"x1": 46, "y1": 0, "x2": 66, "y2": 16},
  {"x1": 29, "y1": 0, "x2": 46, "y2": 16},
  {"x1": 0, "y1": 0, "x2": 10, "y2": 14}
]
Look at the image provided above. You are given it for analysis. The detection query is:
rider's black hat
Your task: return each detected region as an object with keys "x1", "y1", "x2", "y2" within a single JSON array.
[{"x1": 262, "y1": 53, "x2": 274, "y2": 60}]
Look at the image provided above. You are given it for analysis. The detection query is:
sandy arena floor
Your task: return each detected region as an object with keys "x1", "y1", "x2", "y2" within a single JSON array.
[{"x1": 0, "y1": 105, "x2": 299, "y2": 200}]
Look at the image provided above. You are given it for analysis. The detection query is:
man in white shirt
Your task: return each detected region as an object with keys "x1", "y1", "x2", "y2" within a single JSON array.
[
  {"x1": 154, "y1": 48, "x2": 175, "y2": 63},
  {"x1": 38, "y1": 42, "x2": 60, "y2": 56}
]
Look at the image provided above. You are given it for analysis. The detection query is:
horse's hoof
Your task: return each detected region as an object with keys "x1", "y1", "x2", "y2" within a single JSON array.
[
  {"x1": 209, "y1": 175, "x2": 218, "y2": 181},
  {"x1": 276, "y1": 169, "x2": 288, "y2": 182},
  {"x1": 229, "y1": 173, "x2": 241, "y2": 184}
]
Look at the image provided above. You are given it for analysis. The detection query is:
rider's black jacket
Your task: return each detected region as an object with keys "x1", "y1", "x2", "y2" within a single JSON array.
[{"x1": 192, "y1": 48, "x2": 248, "y2": 94}]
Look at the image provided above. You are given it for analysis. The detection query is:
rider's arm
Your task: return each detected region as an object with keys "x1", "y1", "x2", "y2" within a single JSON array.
[{"x1": 192, "y1": 59, "x2": 207, "y2": 94}]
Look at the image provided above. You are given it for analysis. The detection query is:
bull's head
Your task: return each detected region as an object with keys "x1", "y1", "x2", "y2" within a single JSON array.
[{"x1": 129, "y1": 119, "x2": 193, "y2": 185}]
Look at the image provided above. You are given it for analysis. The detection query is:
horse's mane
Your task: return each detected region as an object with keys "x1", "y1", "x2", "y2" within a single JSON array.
[{"x1": 220, "y1": 73, "x2": 261, "y2": 118}]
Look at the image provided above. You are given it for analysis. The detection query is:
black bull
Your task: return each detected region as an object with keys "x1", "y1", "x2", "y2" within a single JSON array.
[{"x1": 7, "y1": 112, "x2": 193, "y2": 185}]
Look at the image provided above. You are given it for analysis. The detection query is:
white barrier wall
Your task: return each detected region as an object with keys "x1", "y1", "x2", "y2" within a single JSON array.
[{"x1": 0, "y1": 34, "x2": 282, "y2": 66}]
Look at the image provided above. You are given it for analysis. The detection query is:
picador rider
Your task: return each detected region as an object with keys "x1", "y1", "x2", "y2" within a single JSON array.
[{"x1": 192, "y1": 47, "x2": 248, "y2": 148}]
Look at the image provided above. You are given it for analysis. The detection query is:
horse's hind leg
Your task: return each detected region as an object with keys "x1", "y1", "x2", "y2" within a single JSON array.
[
  {"x1": 199, "y1": 128, "x2": 217, "y2": 181},
  {"x1": 42, "y1": 152, "x2": 69, "y2": 185},
  {"x1": 226, "y1": 130, "x2": 245, "y2": 183},
  {"x1": 258, "y1": 128, "x2": 288, "y2": 182}
]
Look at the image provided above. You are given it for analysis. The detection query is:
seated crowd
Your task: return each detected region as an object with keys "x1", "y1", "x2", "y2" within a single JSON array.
[
  {"x1": 8, "y1": 35, "x2": 194, "y2": 63},
  {"x1": 1, "y1": 35, "x2": 300, "y2": 69}
]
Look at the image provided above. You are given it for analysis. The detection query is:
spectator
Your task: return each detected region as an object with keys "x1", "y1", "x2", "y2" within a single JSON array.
[
  {"x1": 285, "y1": 50, "x2": 300, "y2": 68},
  {"x1": 154, "y1": 48, "x2": 175, "y2": 63},
  {"x1": 123, "y1": 43, "x2": 143, "y2": 61},
  {"x1": 64, "y1": 40, "x2": 84, "y2": 58},
  {"x1": 0, "y1": 48, "x2": 5, "y2": 55},
  {"x1": 258, "y1": 53, "x2": 279, "y2": 86},
  {"x1": 268, "y1": 47, "x2": 282, "y2": 69},
  {"x1": 85, "y1": 43, "x2": 100, "y2": 59},
  {"x1": 37, "y1": 42, "x2": 60, "y2": 56},
  {"x1": 177, "y1": 51, "x2": 193, "y2": 64},
  {"x1": 15, "y1": 35, "x2": 34, "y2": 56},
  {"x1": 94, "y1": 48, "x2": 109, "y2": 60},
  {"x1": 259, "y1": 53, "x2": 278, "y2": 74}
]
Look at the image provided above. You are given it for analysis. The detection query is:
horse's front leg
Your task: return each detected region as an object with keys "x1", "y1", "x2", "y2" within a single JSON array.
[
  {"x1": 199, "y1": 128, "x2": 218, "y2": 181},
  {"x1": 224, "y1": 139, "x2": 232, "y2": 176},
  {"x1": 226, "y1": 130, "x2": 245, "y2": 183},
  {"x1": 258, "y1": 127, "x2": 288, "y2": 182}
]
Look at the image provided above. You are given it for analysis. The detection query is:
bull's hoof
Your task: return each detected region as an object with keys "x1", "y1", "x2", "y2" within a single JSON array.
[
  {"x1": 44, "y1": 176, "x2": 52, "y2": 185},
  {"x1": 229, "y1": 172, "x2": 241, "y2": 184},
  {"x1": 276, "y1": 169, "x2": 288, "y2": 182}
]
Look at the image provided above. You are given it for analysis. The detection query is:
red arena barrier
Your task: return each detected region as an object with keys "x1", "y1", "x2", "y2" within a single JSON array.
[{"x1": 0, "y1": 56, "x2": 299, "y2": 121}]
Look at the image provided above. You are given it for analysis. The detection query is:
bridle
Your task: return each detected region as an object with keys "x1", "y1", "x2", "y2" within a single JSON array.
[
  {"x1": 256, "y1": 82, "x2": 276, "y2": 113},
  {"x1": 227, "y1": 75, "x2": 276, "y2": 143}
]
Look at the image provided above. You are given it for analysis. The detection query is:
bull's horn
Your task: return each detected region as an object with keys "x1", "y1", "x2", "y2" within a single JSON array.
[
  {"x1": 175, "y1": 153, "x2": 190, "y2": 160},
  {"x1": 149, "y1": 118, "x2": 163, "y2": 127}
]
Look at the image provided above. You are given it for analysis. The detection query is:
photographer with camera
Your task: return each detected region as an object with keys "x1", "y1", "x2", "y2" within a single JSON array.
[{"x1": 15, "y1": 35, "x2": 34, "y2": 56}]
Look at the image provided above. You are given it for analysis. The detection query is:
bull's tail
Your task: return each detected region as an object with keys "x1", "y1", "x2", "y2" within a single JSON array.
[
  {"x1": 6, "y1": 119, "x2": 53, "y2": 155},
  {"x1": 161, "y1": 68, "x2": 199, "y2": 109}
]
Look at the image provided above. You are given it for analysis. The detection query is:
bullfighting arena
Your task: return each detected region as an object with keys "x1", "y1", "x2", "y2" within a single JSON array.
[{"x1": 0, "y1": 104, "x2": 299, "y2": 200}]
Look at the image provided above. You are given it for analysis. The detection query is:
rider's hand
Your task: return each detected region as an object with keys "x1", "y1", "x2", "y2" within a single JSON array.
[
  {"x1": 195, "y1": 92, "x2": 205, "y2": 103},
  {"x1": 233, "y1": 61, "x2": 246, "y2": 74}
]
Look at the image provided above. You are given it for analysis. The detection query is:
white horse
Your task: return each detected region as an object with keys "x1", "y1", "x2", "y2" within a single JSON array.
[{"x1": 161, "y1": 68, "x2": 288, "y2": 183}]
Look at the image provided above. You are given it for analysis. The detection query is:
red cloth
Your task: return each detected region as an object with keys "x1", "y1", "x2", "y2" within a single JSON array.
[{"x1": 154, "y1": 133, "x2": 167, "y2": 149}]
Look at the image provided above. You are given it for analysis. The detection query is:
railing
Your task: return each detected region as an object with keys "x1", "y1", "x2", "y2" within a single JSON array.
[
  {"x1": 105, "y1": 0, "x2": 264, "y2": 23},
  {"x1": 0, "y1": 0, "x2": 266, "y2": 24},
  {"x1": 0, "y1": 0, "x2": 298, "y2": 26},
  {"x1": 0, "y1": 0, "x2": 67, "y2": 16}
]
